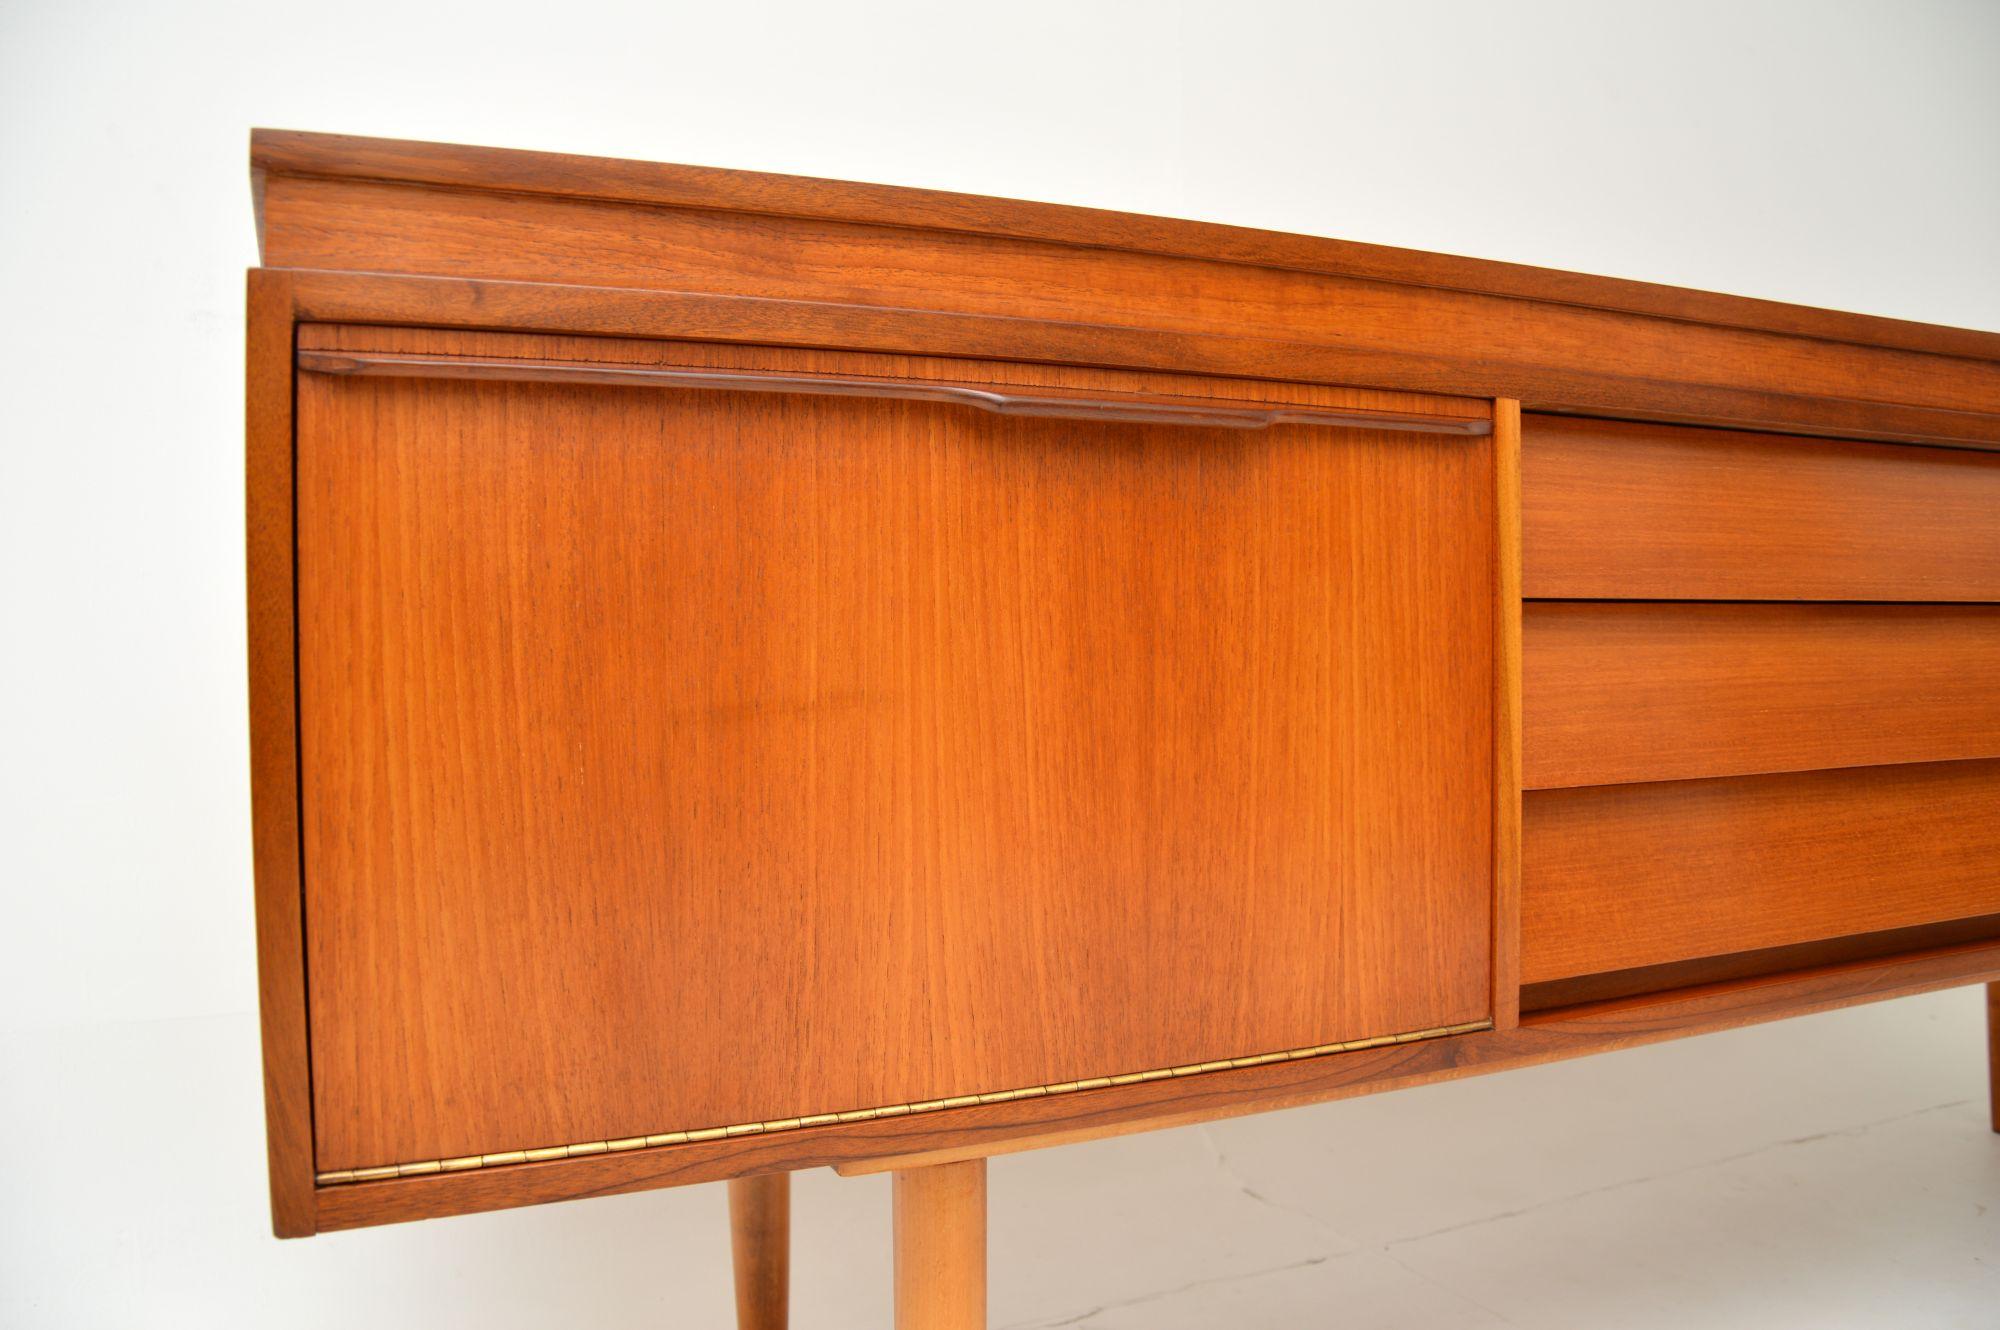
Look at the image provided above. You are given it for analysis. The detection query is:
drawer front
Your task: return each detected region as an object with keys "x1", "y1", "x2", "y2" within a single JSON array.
[
  {"x1": 294, "y1": 337, "x2": 1496, "y2": 1175},
  {"x1": 1523, "y1": 761, "x2": 2000, "y2": 983},
  {"x1": 1523, "y1": 602, "x2": 2000, "y2": 788},
  {"x1": 1523, "y1": 415, "x2": 2000, "y2": 601}
]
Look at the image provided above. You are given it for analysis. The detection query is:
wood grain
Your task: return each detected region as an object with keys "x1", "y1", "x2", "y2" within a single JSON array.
[
  {"x1": 1492, "y1": 400, "x2": 1523, "y2": 1030},
  {"x1": 295, "y1": 344, "x2": 1494, "y2": 1173},
  {"x1": 836, "y1": 940, "x2": 2000, "y2": 1177},
  {"x1": 1522, "y1": 761, "x2": 2000, "y2": 983},
  {"x1": 1523, "y1": 603, "x2": 2000, "y2": 788},
  {"x1": 281, "y1": 269, "x2": 2000, "y2": 451},
  {"x1": 306, "y1": 938, "x2": 2000, "y2": 1227},
  {"x1": 1523, "y1": 415, "x2": 2000, "y2": 601},
  {"x1": 248, "y1": 131, "x2": 2000, "y2": 449},
  {"x1": 294, "y1": 322, "x2": 1493, "y2": 431},
  {"x1": 244, "y1": 269, "x2": 315, "y2": 1237},
  {"x1": 728, "y1": 1174, "x2": 790, "y2": 1330},
  {"x1": 251, "y1": 129, "x2": 2000, "y2": 365},
  {"x1": 246, "y1": 132, "x2": 2000, "y2": 1245},
  {"x1": 295, "y1": 349, "x2": 1486, "y2": 433},
  {"x1": 254, "y1": 172, "x2": 2000, "y2": 448},
  {"x1": 1523, "y1": 914, "x2": 2000, "y2": 1011},
  {"x1": 894, "y1": 1160, "x2": 986, "y2": 1330}
]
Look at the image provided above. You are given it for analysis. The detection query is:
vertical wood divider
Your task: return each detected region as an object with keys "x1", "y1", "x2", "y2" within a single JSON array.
[
  {"x1": 1492, "y1": 399, "x2": 1524, "y2": 1030},
  {"x1": 894, "y1": 1158, "x2": 987, "y2": 1330}
]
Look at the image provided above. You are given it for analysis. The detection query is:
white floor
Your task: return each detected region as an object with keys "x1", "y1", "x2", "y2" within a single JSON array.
[{"x1": 3, "y1": 987, "x2": 1994, "y2": 1328}]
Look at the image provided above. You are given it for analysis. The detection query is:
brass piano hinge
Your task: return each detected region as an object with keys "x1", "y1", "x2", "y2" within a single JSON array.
[{"x1": 315, "y1": 1018, "x2": 1492, "y2": 1186}]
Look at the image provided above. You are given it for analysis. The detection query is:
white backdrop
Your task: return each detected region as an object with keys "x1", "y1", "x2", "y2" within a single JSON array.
[{"x1": 2, "y1": 1, "x2": 1996, "y2": 1325}]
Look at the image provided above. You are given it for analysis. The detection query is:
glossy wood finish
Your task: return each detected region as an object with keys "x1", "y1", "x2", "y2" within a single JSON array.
[
  {"x1": 838, "y1": 938, "x2": 2000, "y2": 1177},
  {"x1": 246, "y1": 134, "x2": 2000, "y2": 1241},
  {"x1": 311, "y1": 936, "x2": 2000, "y2": 1229},
  {"x1": 894, "y1": 1160, "x2": 987, "y2": 1330},
  {"x1": 728, "y1": 1174, "x2": 790, "y2": 1330},
  {"x1": 295, "y1": 322, "x2": 1494, "y2": 432},
  {"x1": 295, "y1": 352, "x2": 1487, "y2": 434},
  {"x1": 277, "y1": 268, "x2": 2000, "y2": 452},
  {"x1": 244, "y1": 270, "x2": 315, "y2": 1238},
  {"x1": 1522, "y1": 761, "x2": 2000, "y2": 983},
  {"x1": 1524, "y1": 914, "x2": 2000, "y2": 1012},
  {"x1": 1523, "y1": 603, "x2": 2000, "y2": 789},
  {"x1": 1523, "y1": 415, "x2": 2000, "y2": 601},
  {"x1": 251, "y1": 132, "x2": 2000, "y2": 448},
  {"x1": 295, "y1": 338, "x2": 1494, "y2": 1172},
  {"x1": 250, "y1": 132, "x2": 2000, "y2": 364}
]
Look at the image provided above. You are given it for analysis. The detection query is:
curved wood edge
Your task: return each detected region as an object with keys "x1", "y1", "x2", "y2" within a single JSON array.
[
  {"x1": 249, "y1": 129, "x2": 2000, "y2": 364},
  {"x1": 276, "y1": 270, "x2": 2000, "y2": 450},
  {"x1": 309, "y1": 938, "x2": 2000, "y2": 1228},
  {"x1": 246, "y1": 269, "x2": 316, "y2": 1238},
  {"x1": 294, "y1": 349, "x2": 1491, "y2": 436}
]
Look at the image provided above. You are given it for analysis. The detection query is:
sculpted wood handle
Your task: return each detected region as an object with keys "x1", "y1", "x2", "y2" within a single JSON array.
[{"x1": 296, "y1": 349, "x2": 1493, "y2": 436}]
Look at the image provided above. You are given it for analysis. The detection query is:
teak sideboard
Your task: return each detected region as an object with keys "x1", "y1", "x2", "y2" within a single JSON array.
[{"x1": 244, "y1": 130, "x2": 2000, "y2": 1326}]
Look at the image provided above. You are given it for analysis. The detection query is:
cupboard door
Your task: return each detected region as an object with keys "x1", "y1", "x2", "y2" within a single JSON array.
[{"x1": 296, "y1": 348, "x2": 1495, "y2": 1173}]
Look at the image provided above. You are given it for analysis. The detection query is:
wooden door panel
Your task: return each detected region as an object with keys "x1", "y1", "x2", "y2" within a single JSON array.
[{"x1": 296, "y1": 355, "x2": 1494, "y2": 1172}]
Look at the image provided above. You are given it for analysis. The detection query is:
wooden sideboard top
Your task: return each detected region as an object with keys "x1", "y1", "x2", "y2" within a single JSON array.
[
  {"x1": 251, "y1": 128, "x2": 1998, "y2": 364},
  {"x1": 250, "y1": 129, "x2": 2000, "y2": 450}
]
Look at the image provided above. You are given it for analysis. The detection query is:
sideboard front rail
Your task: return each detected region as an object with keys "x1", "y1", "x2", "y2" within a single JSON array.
[
  {"x1": 315, "y1": 1019, "x2": 1495, "y2": 1187},
  {"x1": 309, "y1": 935, "x2": 2000, "y2": 1231}
]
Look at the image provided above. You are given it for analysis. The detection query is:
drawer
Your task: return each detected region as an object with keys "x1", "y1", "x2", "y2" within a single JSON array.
[
  {"x1": 1523, "y1": 602, "x2": 2000, "y2": 788},
  {"x1": 1522, "y1": 760, "x2": 2000, "y2": 983},
  {"x1": 1522, "y1": 415, "x2": 2000, "y2": 601}
]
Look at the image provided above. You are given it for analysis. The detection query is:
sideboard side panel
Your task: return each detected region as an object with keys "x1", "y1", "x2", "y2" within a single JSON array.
[{"x1": 245, "y1": 270, "x2": 316, "y2": 1236}]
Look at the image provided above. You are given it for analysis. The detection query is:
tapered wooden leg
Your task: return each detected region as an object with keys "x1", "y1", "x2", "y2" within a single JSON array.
[
  {"x1": 893, "y1": 1158, "x2": 987, "y2": 1330},
  {"x1": 1987, "y1": 982, "x2": 1999, "y2": 1134},
  {"x1": 728, "y1": 1173, "x2": 790, "y2": 1330}
]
